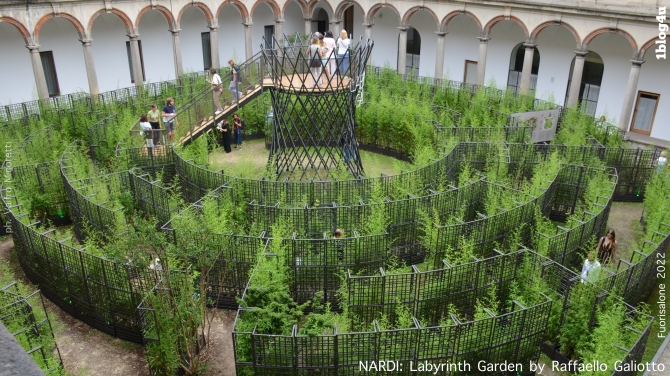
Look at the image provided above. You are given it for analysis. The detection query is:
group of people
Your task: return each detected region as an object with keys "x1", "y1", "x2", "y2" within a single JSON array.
[
  {"x1": 215, "y1": 113, "x2": 245, "y2": 153},
  {"x1": 139, "y1": 98, "x2": 178, "y2": 147},
  {"x1": 207, "y1": 59, "x2": 242, "y2": 114},
  {"x1": 308, "y1": 30, "x2": 351, "y2": 88}
]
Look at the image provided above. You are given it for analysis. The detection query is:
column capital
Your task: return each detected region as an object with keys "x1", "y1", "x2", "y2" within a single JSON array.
[
  {"x1": 243, "y1": 22, "x2": 252, "y2": 27},
  {"x1": 363, "y1": 23, "x2": 373, "y2": 29},
  {"x1": 80, "y1": 39, "x2": 92, "y2": 46},
  {"x1": 574, "y1": 50, "x2": 588, "y2": 56},
  {"x1": 398, "y1": 26, "x2": 409, "y2": 32},
  {"x1": 275, "y1": 17, "x2": 284, "y2": 24},
  {"x1": 303, "y1": 17, "x2": 312, "y2": 22},
  {"x1": 630, "y1": 59, "x2": 645, "y2": 66},
  {"x1": 436, "y1": 31, "x2": 447, "y2": 37},
  {"x1": 127, "y1": 34, "x2": 140, "y2": 40},
  {"x1": 170, "y1": 28, "x2": 181, "y2": 35},
  {"x1": 523, "y1": 43, "x2": 536, "y2": 49},
  {"x1": 26, "y1": 44, "x2": 41, "y2": 51},
  {"x1": 477, "y1": 37, "x2": 490, "y2": 42},
  {"x1": 208, "y1": 26, "x2": 218, "y2": 31}
]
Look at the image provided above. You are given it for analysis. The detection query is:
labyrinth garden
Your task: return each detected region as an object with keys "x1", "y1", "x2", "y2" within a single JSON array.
[{"x1": 0, "y1": 65, "x2": 668, "y2": 375}]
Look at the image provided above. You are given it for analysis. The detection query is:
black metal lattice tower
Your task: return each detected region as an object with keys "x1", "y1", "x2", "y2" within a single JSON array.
[{"x1": 262, "y1": 33, "x2": 373, "y2": 180}]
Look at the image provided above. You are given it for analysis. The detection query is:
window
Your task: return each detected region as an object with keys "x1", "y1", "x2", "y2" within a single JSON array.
[
  {"x1": 264, "y1": 26, "x2": 275, "y2": 49},
  {"x1": 564, "y1": 51, "x2": 604, "y2": 116},
  {"x1": 40, "y1": 51, "x2": 60, "y2": 97},
  {"x1": 506, "y1": 43, "x2": 540, "y2": 95},
  {"x1": 630, "y1": 92, "x2": 660, "y2": 135},
  {"x1": 125, "y1": 40, "x2": 146, "y2": 83},
  {"x1": 464, "y1": 60, "x2": 477, "y2": 85},
  {"x1": 344, "y1": 6, "x2": 354, "y2": 38},
  {"x1": 201, "y1": 32, "x2": 212, "y2": 70},
  {"x1": 399, "y1": 27, "x2": 421, "y2": 76}
]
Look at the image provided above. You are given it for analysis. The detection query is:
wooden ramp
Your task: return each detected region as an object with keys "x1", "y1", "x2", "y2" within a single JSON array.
[
  {"x1": 178, "y1": 74, "x2": 353, "y2": 147},
  {"x1": 178, "y1": 84, "x2": 264, "y2": 147}
]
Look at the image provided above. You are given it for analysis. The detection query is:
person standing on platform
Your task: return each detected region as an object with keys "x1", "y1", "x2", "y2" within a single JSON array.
[
  {"x1": 147, "y1": 104, "x2": 162, "y2": 145},
  {"x1": 207, "y1": 69, "x2": 224, "y2": 114},
  {"x1": 162, "y1": 98, "x2": 176, "y2": 144},
  {"x1": 337, "y1": 30, "x2": 351, "y2": 78},
  {"x1": 323, "y1": 31, "x2": 337, "y2": 83},
  {"x1": 139, "y1": 114, "x2": 154, "y2": 148},
  {"x1": 307, "y1": 36, "x2": 323, "y2": 88}
]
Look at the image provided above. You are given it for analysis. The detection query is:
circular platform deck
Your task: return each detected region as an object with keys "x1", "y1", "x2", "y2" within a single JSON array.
[{"x1": 263, "y1": 74, "x2": 353, "y2": 93}]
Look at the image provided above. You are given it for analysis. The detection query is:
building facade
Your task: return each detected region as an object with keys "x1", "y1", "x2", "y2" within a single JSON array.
[{"x1": 0, "y1": 0, "x2": 667, "y2": 139}]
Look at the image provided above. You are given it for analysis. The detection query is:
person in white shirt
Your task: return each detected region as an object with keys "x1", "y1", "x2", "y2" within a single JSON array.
[
  {"x1": 139, "y1": 114, "x2": 154, "y2": 148},
  {"x1": 322, "y1": 31, "x2": 337, "y2": 83},
  {"x1": 657, "y1": 150, "x2": 667, "y2": 172},
  {"x1": 337, "y1": 29, "x2": 351, "y2": 77},
  {"x1": 581, "y1": 251, "x2": 601, "y2": 284},
  {"x1": 207, "y1": 69, "x2": 224, "y2": 114}
]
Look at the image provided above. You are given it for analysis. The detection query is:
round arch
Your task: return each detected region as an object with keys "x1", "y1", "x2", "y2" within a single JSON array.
[
  {"x1": 88, "y1": 8, "x2": 134, "y2": 34},
  {"x1": 0, "y1": 16, "x2": 31, "y2": 44},
  {"x1": 639, "y1": 36, "x2": 659, "y2": 59},
  {"x1": 251, "y1": 0, "x2": 281, "y2": 17},
  {"x1": 529, "y1": 21, "x2": 579, "y2": 46},
  {"x1": 366, "y1": 3, "x2": 400, "y2": 25},
  {"x1": 583, "y1": 28, "x2": 638, "y2": 53},
  {"x1": 401, "y1": 6, "x2": 439, "y2": 29},
  {"x1": 334, "y1": 1, "x2": 364, "y2": 20},
  {"x1": 441, "y1": 11, "x2": 482, "y2": 33},
  {"x1": 136, "y1": 5, "x2": 176, "y2": 30},
  {"x1": 483, "y1": 15, "x2": 529, "y2": 39},
  {"x1": 283, "y1": 0, "x2": 308, "y2": 17},
  {"x1": 177, "y1": 2, "x2": 214, "y2": 26},
  {"x1": 34, "y1": 13, "x2": 86, "y2": 40},
  {"x1": 307, "y1": 0, "x2": 334, "y2": 16}
]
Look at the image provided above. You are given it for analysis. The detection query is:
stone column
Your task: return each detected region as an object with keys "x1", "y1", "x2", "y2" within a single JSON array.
[
  {"x1": 476, "y1": 37, "x2": 490, "y2": 86},
  {"x1": 566, "y1": 50, "x2": 588, "y2": 108},
  {"x1": 304, "y1": 18, "x2": 312, "y2": 35},
  {"x1": 209, "y1": 26, "x2": 220, "y2": 69},
  {"x1": 275, "y1": 19, "x2": 283, "y2": 46},
  {"x1": 79, "y1": 39, "x2": 100, "y2": 96},
  {"x1": 243, "y1": 22, "x2": 253, "y2": 60},
  {"x1": 171, "y1": 29, "x2": 183, "y2": 79},
  {"x1": 364, "y1": 23, "x2": 373, "y2": 64},
  {"x1": 618, "y1": 59, "x2": 644, "y2": 131},
  {"x1": 26, "y1": 44, "x2": 49, "y2": 100},
  {"x1": 434, "y1": 32, "x2": 447, "y2": 79},
  {"x1": 397, "y1": 27, "x2": 408, "y2": 75},
  {"x1": 127, "y1": 34, "x2": 144, "y2": 85},
  {"x1": 519, "y1": 43, "x2": 536, "y2": 95},
  {"x1": 330, "y1": 20, "x2": 341, "y2": 34}
]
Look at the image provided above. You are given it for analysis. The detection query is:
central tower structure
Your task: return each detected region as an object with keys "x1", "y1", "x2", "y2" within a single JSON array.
[{"x1": 262, "y1": 34, "x2": 373, "y2": 180}]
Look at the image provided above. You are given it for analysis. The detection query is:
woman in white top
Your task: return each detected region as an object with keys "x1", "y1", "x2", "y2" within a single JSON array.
[
  {"x1": 337, "y1": 29, "x2": 351, "y2": 77},
  {"x1": 322, "y1": 31, "x2": 337, "y2": 83},
  {"x1": 657, "y1": 150, "x2": 667, "y2": 172},
  {"x1": 139, "y1": 114, "x2": 154, "y2": 148}
]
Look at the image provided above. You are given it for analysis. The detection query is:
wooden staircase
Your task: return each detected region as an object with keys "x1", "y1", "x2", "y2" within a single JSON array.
[{"x1": 178, "y1": 84, "x2": 264, "y2": 147}]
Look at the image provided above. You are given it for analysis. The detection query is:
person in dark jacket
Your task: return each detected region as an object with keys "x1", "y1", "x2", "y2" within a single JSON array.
[{"x1": 217, "y1": 118, "x2": 232, "y2": 153}]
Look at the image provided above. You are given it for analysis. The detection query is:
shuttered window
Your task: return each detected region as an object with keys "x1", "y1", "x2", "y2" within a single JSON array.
[
  {"x1": 40, "y1": 51, "x2": 60, "y2": 97},
  {"x1": 202, "y1": 32, "x2": 212, "y2": 70},
  {"x1": 125, "y1": 40, "x2": 146, "y2": 83}
]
